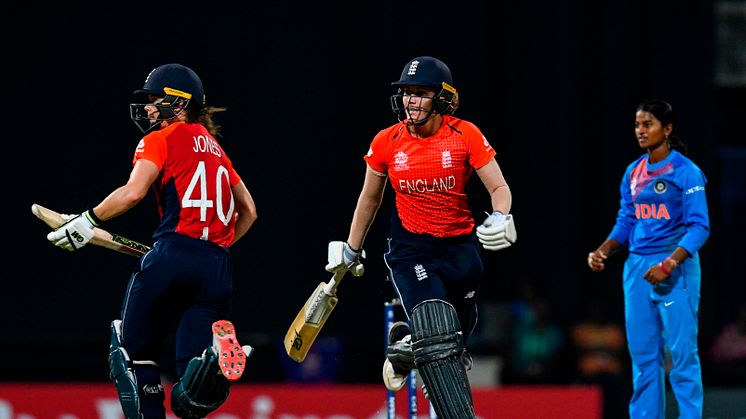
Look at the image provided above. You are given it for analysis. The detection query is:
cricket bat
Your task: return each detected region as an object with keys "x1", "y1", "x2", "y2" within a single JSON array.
[
  {"x1": 284, "y1": 270, "x2": 347, "y2": 362},
  {"x1": 31, "y1": 203, "x2": 151, "y2": 258}
]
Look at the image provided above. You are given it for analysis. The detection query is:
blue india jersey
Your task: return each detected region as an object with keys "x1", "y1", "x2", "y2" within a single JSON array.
[{"x1": 608, "y1": 150, "x2": 710, "y2": 255}]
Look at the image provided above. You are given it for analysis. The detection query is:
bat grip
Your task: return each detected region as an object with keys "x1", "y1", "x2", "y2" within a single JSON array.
[{"x1": 323, "y1": 270, "x2": 346, "y2": 295}]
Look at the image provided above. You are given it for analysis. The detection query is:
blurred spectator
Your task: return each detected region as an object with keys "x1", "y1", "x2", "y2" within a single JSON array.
[
  {"x1": 503, "y1": 294, "x2": 566, "y2": 384},
  {"x1": 570, "y1": 297, "x2": 629, "y2": 419},
  {"x1": 707, "y1": 303, "x2": 746, "y2": 386}
]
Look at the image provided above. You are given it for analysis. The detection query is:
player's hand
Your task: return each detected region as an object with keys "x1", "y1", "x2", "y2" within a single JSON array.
[
  {"x1": 46, "y1": 210, "x2": 99, "y2": 251},
  {"x1": 325, "y1": 241, "x2": 365, "y2": 276},
  {"x1": 643, "y1": 258, "x2": 676, "y2": 285},
  {"x1": 476, "y1": 212, "x2": 517, "y2": 251},
  {"x1": 587, "y1": 250, "x2": 607, "y2": 272}
]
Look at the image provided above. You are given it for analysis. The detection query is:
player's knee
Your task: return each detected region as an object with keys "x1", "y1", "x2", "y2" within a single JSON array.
[{"x1": 410, "y1": 299, "x2": 465, "y2": 365}]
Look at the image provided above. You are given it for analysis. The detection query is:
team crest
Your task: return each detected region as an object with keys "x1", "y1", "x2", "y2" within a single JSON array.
[
  {"x1": 442, "y1": 151, "x2": 453, "y2": 168},
  {"x1": 407, "y1": 60, "x2": 420, "y2": 75},
  {"x1": 653, "y1": 180, "x2": 667, "y2": 194}
]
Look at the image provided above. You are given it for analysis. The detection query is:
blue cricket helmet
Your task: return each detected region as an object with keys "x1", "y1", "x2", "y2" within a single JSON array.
[
  {"x1": 390, "y1": 56, "x2": 459, "y2": 120},
  {"x1": 134, "y1": 63, "x2": 205, "y2": 106}
]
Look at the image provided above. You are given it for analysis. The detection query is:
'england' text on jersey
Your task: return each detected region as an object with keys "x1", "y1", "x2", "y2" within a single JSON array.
[
  {"x1": 399, "y1": 176, "x2": 456, "y2": 193},
  {"x1": 192, "y1": 135, "x2": 222, "y2": 157}
]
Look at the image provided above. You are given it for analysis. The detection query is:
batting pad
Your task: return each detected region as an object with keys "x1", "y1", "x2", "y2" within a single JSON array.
[{"x1": 411, "y1": 300, "x2": 476, "y2": 418}]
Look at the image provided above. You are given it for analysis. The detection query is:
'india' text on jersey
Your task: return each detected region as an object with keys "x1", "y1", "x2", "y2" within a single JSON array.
[{"x1": 608, "y1": 150, "x2": 709, "y2": 255}]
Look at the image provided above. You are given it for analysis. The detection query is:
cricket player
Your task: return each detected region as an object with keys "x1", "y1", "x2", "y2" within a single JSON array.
[
  {"x1": 588, "y1": 99, "x2": 710, "y2": 418},
  {"x1": 325, "y1": 56, "x2": 515, "y2": 418},
  {"x1": 47, "y1": 63, "x2": 257, "y2": 418}
]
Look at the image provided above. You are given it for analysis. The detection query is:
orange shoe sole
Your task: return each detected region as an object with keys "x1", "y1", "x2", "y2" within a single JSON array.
[{"x1": 212, "y1": 320, "x2": 246, "y2": 381}]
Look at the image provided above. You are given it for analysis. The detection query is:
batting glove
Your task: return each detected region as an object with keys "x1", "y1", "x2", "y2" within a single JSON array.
[
  {"x1": 476, "y1": 211, "x2": 517, "y2": 251},
  {"x1": 325, "y1": 241, "x2": 366, "y2": 276},
  {"x1": 47, "y1": 209, "x2": 100, "y2": 251}
]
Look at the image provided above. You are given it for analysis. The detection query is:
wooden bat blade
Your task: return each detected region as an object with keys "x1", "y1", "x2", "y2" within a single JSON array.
[
  {"x1": 31, "y1": 203, "x2": 151, "y2": 257},
  {"x1": 284, "y1": 281, "x2": 339, "y2": 363}
]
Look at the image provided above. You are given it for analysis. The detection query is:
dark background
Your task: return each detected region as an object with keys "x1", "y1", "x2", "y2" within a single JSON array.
[{"x1": 4, "y1": 0, "x2": 745, "y2": 390}]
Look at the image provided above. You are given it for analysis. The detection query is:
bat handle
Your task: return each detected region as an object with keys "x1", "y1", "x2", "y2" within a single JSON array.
[{"x1": 323, "y1": 270, "x2": 347, "y2": 295}]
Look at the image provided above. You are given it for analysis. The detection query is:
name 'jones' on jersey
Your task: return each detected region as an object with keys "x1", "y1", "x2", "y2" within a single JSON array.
[{"x1": 192, "y1": 134, "x2": 222, "y2": 157}]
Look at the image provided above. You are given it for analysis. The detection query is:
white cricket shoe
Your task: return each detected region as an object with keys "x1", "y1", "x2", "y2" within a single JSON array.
[{"x1": 383, "y1": 358, "x2": 407, "y2": 391}]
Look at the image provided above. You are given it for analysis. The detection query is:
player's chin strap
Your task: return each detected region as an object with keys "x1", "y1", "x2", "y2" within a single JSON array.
[
  {"x1": 406, "y1": 107, "x2": 436, "y2": 126},
  {"x1": 109, "y1": 320, "x2": 162, "y2": 419}
]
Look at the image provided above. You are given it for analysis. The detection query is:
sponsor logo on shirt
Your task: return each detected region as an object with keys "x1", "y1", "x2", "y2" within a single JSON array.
[
  {"x1": 635, "y1": 203, "x2": 670, "y2": 219},
  {"x1": 482, "y1": 135, "x2": 494, "y2": 152},
  {"x1": 685, "y1": 185, "x2": 705, "y2": 195}
]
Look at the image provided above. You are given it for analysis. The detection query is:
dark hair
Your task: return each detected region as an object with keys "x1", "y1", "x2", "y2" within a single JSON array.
[
  {"x1": 185, "y1": 105, "x2": 227, "y2": 137},
  {"x1": 636, "y1": 99, "x2": 688, "y2": 154}
]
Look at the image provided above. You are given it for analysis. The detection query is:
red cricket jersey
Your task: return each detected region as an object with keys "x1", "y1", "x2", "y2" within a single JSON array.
[
  {"x1": 133, "y1": 122, "x2": 241, "y2": 247},
  {"x1": 364, "y1": 115, "x2": 496, "y2": 238}
]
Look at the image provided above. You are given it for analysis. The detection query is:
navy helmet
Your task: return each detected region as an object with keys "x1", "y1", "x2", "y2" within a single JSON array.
[
  {"x1": 130, "y1": 63, "x2": 205, "y2": 134},
  {"x1": 134, "y1": 63, "x2": 205, "y2": 105},
  {"x1": 390, "y1": 56, "x2": 459, "y2": 122}
]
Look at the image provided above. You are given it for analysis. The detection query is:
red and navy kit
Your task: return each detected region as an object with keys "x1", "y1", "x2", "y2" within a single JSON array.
[
  {"x1": 121, "y1": 122, "x2": 242, "y2": 394},
  {"x1": 365, "y1": 115, "x2": 496, "y2": 238},
  {"x1": 372, "y1": 116, "x2": 497, "y2": 342},
  {"x1": 134, "y1": 121, "x2": 241, "y2": 247}
]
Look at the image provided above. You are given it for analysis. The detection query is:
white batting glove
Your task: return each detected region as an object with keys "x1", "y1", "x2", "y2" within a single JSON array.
[
  {"x1": 46, "y1": 210, "x2": 100, "y2": 251},
  {"x1": 476, "y1": 212, "x2": 517, "y2": 251},
  {"x1": 325, "y1": 241, "x2": 366, "y2": 276}
]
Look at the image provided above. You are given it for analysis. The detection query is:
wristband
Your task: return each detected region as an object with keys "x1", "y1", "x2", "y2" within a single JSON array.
[
  {"x1": 665, "y1": 256, "x2": 679, "y2": 269},
  {"x1": 658, "y1": 261, "x2": 672, "y2": 275},
  {"x1": 84, "y1": 209, "x2": 103, "y2": 227}
]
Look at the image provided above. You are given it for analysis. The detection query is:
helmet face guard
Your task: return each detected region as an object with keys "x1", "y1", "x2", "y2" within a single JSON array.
[
  {"x1": 130, "y1": 94, "x2": 190, "y2": 134},
  {"x1": 390, "y1": 57, "x2": 459, "y2": 124},
  {"x1": 390, "y1": 82, "x2": 458, "y2": 125},
  {"x1": 130, "y1": 64, "x2": 204, "y2": 134}
]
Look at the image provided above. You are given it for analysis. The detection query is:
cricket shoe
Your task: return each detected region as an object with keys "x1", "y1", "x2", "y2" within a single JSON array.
[
  {"x1": 383, "y1": 321, "x2": 414, "y2": 391},
  {"x1": 212, "y1": 320, "x2": 253, "y2": 381}
]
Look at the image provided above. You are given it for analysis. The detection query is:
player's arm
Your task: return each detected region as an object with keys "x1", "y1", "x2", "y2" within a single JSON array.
[
  {"x1": 476, "y1": 159, "x2": 511, "y2": 215},
  {"x1": 231, "y1": 180, "x2": 257, "y2": 245},
  {"x1": 93, "y1": 159, "x2": 160, "y2": 221},
  {"x1": 47, "y1": 159, "x2": 159, "y2": 252},
  {"x1": 475, "y1": 159, "x2": 515, "y2": 251},
  {"x1": 346, "y1": 165, "x2": 387, "y2": 251}
]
